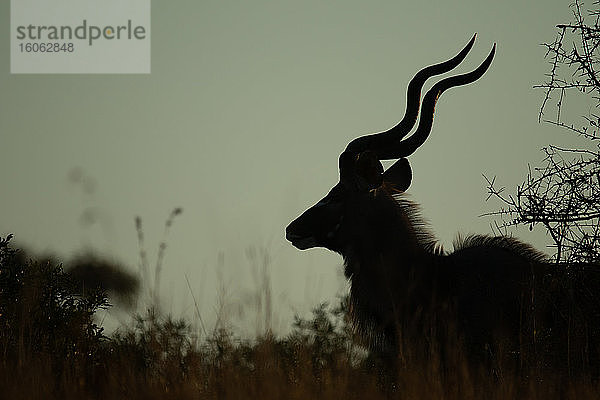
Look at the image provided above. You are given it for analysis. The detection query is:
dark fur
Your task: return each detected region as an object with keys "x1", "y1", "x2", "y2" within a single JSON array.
[
  {"x1": 285, "y1": 39, "x2": 600, "y2": 375},
  {"x1": 287, "y1": 157, "x2": 600, "y2": 375},
  {"x1": 341, "y1": 186, "x2": 600, "y2": 373}
]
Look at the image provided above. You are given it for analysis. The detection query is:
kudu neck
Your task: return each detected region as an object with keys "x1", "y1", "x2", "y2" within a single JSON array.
[{"x1": 341, "y1": 188, "x2": 440, "y2": 279}]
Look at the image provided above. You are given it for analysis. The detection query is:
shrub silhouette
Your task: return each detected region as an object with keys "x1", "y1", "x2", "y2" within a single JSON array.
[{"x1": 0, "y1": 235, "x2": 108, "y2": 388}]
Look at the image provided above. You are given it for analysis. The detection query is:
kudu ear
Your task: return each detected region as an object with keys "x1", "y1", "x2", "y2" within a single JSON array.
[{"x1": 382, "y1": 158, "x2": 412, "y2": 192}]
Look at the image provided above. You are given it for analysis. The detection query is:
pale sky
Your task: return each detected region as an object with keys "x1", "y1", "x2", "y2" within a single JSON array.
[{"x1": 0, "y1": 1, "x2": 581, "y2": 335}]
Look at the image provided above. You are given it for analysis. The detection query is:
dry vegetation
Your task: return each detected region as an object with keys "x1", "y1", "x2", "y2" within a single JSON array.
[{"x1": 1, "y1": 234, "x2": 600, "y2": 399}]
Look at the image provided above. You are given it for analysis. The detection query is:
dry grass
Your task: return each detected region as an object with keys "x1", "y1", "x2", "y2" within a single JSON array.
[
  {"x1": 2, "y1": 313, "x2": 600, "y2": 400},
  {"x1": 2, "y1": 234, "x2": 600, "y2": 399}
]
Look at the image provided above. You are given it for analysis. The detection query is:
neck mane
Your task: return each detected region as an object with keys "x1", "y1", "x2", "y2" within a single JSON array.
[
  {"x1": 340, "y1": 186, "x2": 447, "y2": 350},
  {"x1": 342, "y1": 186, "x2": 441, "y2": 279}
]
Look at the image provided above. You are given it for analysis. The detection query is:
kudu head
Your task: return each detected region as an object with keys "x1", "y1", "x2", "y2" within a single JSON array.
[{"x1": 286, "y1": 35, "x2": 495, "y2": 254}]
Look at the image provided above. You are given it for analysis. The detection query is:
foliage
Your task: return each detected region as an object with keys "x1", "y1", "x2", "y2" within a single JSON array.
[
  {"x1": 486, "y1": 0, "x2": 600, "y2": 264},
  {"x1": 0, "y1": 234, "x2": 109, "y2": 364}
]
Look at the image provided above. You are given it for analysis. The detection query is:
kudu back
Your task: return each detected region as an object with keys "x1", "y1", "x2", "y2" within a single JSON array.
[{"x1": 286, "y1": 36, "x2": 600, "y2": 373}]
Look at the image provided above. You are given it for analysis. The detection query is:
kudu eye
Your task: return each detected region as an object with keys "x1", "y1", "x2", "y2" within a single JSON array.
[
  {"x1": 355, "y1": 151, "x2": 384, "y2": 189},
  {"x1": 338, "y1": 151, "x2": 383, "y2": 191}
]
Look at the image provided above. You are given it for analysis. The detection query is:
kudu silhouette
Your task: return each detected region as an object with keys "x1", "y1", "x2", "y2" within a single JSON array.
[{"x1": 286, "y1": 35, "x2": 600, "y2": 375}]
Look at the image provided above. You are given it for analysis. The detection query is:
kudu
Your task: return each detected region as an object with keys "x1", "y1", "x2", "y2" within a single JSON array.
[{"x1": 286, "y1": 36, "x2": 600, "y2": 373}]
